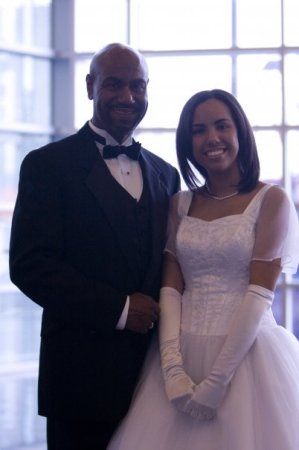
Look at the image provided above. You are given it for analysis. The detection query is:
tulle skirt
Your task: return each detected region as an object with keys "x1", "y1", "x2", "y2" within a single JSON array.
[{"x1": 107, "y1": 326, "x2": 299, "y2": 450}]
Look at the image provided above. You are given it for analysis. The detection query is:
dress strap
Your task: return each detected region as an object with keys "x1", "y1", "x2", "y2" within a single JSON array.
[
  {"x1": 243, "y1": 184, "x2": 274, "y2": 215},
  {"x1": 177, "y1": 191, "x2": 193, "y2": 218}
]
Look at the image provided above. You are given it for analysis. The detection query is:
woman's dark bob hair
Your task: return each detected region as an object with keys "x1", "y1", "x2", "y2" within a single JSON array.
[{"x1": 176, "y1": 89, "x2": 260, "y2": 191}]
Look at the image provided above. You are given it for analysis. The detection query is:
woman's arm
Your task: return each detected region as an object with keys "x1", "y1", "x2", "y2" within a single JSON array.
[{"x1": 159, "y1": 195, "x2": 197, "y2": 412}]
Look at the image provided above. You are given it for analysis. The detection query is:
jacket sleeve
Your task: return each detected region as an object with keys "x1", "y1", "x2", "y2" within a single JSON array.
[{"x1": 9, "y1": 151, "x2": 127, "y2": 335}]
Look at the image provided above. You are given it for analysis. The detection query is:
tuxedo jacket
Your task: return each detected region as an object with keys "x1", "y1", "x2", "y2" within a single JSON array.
[{"x1": 9, "y1": 122, "x2": 180, "y2": 423}]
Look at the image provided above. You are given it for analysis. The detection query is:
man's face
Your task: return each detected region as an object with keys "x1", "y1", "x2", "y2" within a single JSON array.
[{"x1": 86, "y1": 49, "x2": 149, "y2": 143}]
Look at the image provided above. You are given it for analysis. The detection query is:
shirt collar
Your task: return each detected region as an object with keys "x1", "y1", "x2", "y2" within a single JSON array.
[{"x1": 88, "y1": 120, "x2": 133, "y2": 147}]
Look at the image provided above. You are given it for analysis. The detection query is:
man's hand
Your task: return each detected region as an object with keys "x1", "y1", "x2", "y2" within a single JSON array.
[{"x1": 125, "y1": 293, "x2": 160, "y2": 334}]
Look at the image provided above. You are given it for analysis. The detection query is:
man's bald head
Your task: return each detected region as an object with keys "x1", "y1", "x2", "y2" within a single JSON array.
[{"x1": 86, "y1": 43, "x2": 149, "y2": 143}]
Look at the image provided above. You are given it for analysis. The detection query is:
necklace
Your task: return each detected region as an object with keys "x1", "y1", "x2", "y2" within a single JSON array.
[{"x1": 204, "y1": 184, "x2": 239, "y2": 201}]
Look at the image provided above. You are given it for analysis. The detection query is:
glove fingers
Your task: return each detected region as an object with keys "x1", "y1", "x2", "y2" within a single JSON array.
[
  {"x1": 171, "y1": 391, "x2": 193, "y2": 412},
  {"x1": 184, "y1": 400, "x2": 216, "y2": 421}
]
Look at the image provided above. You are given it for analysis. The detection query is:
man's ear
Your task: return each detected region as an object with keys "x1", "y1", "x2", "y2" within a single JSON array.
[{"x1": 86, "y1": 74, "x2": 93, "y2": 100}]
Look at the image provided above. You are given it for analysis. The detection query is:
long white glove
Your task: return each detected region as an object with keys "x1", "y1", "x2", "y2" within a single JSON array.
[
  {"x1": 159, "y1": 286, "x2": 196, "y2": 412},
  {"x1": 184, "y1": 284, "x2": 274, "y2": 419}
]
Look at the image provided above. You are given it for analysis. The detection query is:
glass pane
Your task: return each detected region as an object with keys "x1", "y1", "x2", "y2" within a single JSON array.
[
  {"x1": 236, "y1": 0, "x2": 281, "y2": 47},
  {"x1": 0, "y1": 53, "x2": 51, "y2": 126},
  {"x1": 272, "y1": 286, "x2": 299, "y2": 339},
  {"x1": 134, "y1": 130, "x2": 178, "y2": 169},
  {"x1": 0, "y1": 133, "x2": 50, "y2": 208},
  {"x1": 0, "y1": 296, "x2": 46, "y2": 447},
  {"x1": 292, "y1": 287, "x2": 299, "y2": 339},
  {"x1": 285, "y1": 53, "x2": 299, "y2": 126},
  {"x1": 287, "y1": 131, "x2": 299, "y2": 203},
  {"x1": 134, "y1": 130, "x2": 200, "y2": 190},
  {"x1": 236, "y1": 54, "x2": 282, "y2": 126},
  {"x1": 0, "y1": 214, "x2": 11, "y2": 292},
  {"x1": 0, "y1": 292, "x2": 42, "y2": 365},
  {"x1": 284, "y1": 0, "x2": 299, "y2": 46},
  {"x1": 75, "y1": 0, "x2": 127, "y2": 52},
  {"x1": 272, "y1": 285, "x2": 284, "y2": 326},
  {"x1": 0, "y1": 374, "x2": 46, "y2": 448},
  {"x1": 254, "y1": 130, "x2": 282, "y2": 184},
  {"x1": 143, "y1": 55, "x2": 232, "y2": 129},
  {"x1": 0, "y1": 0, "x2": 51, "y2": 48},
  {"x1": 0, "y1": 210, "x2": 13, "y2": 287},
  {"x1": 0, "y1": 133, "x2": 50, "y2": 284},
  {"x1": 130, "y1": 0, "x2": 232, "y2": 50},
  {"x1": 75, "y1": 58, "x2": 93, "y2": 129}
]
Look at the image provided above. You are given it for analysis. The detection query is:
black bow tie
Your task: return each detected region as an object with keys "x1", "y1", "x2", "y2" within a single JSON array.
[
  {"x1": 102, "y1": 142, "x2": 141, "y2": 160},
  {"x1": 88, "y1": 127, "x2": 141, "y2": 160}
]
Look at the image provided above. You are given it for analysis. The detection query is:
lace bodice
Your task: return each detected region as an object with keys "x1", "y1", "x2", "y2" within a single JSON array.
[{"x1": 171, "y1": 186, "x2": 299, "y2": 336}]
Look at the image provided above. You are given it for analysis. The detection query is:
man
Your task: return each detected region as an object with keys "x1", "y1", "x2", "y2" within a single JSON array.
[{"x1": 9, "y1": 43, "x2": 180, "y2": 450}]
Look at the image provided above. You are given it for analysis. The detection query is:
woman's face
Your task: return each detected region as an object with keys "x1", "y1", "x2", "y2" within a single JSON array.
[{"x1": 191, "y1": 98, "x2": 240, "y2": 177}]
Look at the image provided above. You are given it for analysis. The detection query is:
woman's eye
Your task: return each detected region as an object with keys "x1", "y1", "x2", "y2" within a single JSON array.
[
  {"x1": 218, "y1": 122, "x2": 230, "y2": 130},
  {"x1": 192, "y1": 127, "x2": 205, "y2": 135}
]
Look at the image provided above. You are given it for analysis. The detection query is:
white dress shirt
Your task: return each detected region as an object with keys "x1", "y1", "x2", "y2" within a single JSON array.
[{"x1": 89, "y1": 120, "x2": 143, "y2": 201}]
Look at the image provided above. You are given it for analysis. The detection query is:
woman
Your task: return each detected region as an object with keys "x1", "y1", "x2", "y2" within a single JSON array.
[{"x1": 108, "y1": 89, "x2": 299, "y2": 450}]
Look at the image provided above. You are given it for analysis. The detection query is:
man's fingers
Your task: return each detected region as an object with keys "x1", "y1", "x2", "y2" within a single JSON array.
[{"x1": 124, "y1": 292, "x2": 160, "y2": 333}]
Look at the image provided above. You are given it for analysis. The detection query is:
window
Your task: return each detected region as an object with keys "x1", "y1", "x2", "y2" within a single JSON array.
[
  {"x1": 0, "y1": 1, "x2": 52, "y2": 448},
  {"x1": 0, "y1": 1, "x2": 298, "y2": 447}
]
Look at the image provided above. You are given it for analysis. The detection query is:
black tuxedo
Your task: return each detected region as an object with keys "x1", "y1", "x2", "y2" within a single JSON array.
[{"x1": 9, "y1": 122, "x2": 180, "y2": 428}]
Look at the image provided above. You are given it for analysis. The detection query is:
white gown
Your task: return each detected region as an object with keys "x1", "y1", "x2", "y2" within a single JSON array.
[{"x1": 108, "y1": 185, "x2": 299, "y2": 450}]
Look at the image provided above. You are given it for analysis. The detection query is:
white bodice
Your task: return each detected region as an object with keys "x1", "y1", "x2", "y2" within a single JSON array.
[{"x1": 176, "y1": 187, "x2": 277, "y2": 336}]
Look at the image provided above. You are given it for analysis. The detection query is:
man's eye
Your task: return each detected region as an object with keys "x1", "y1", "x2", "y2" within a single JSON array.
[
  {"x1": 132, "y1": 82, "x2": 146, "y2": 92},
  {"x1": 110, "y1": 83, "x2": 118, "y2": 89},
  {"x1": 106, "y1": 81, "x2": 120, "y2": 89}
]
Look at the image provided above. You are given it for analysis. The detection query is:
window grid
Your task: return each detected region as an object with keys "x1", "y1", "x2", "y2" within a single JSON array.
[{"x1": 0, "y1": 0, "x2": 298, "y2": 334}]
